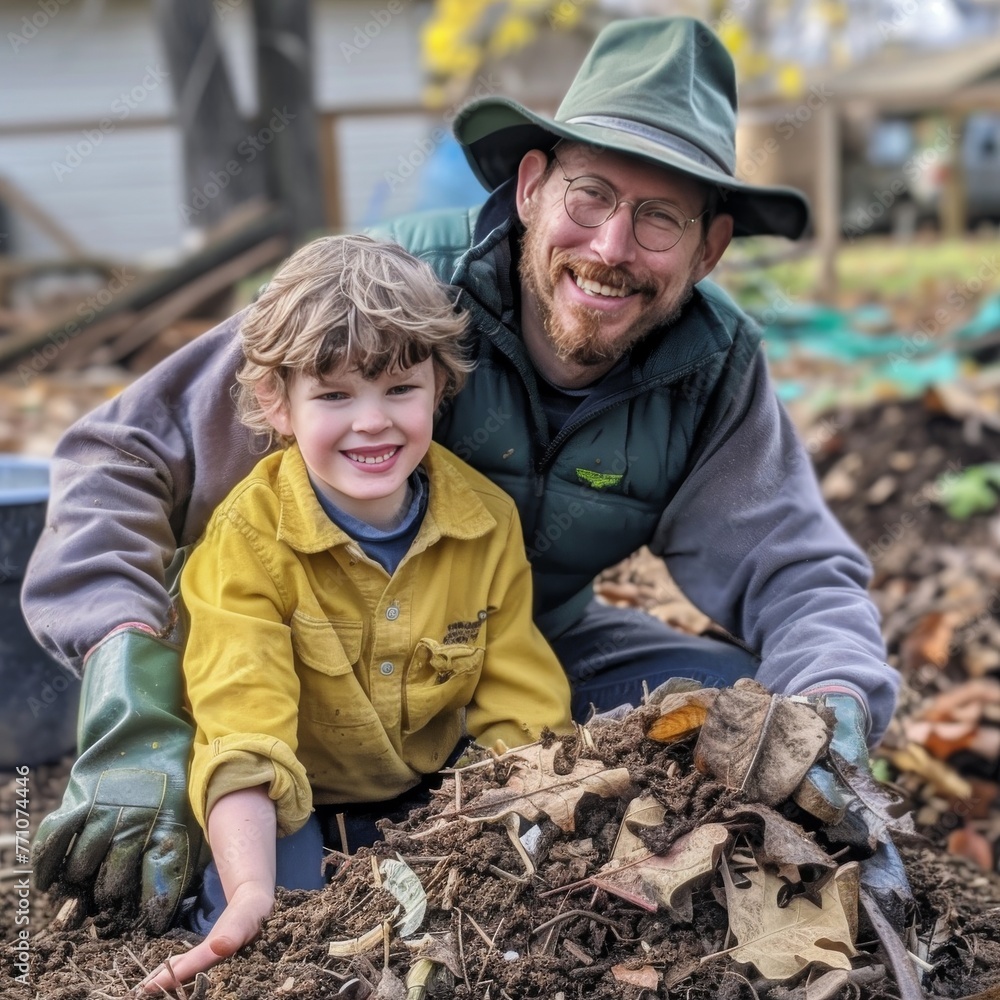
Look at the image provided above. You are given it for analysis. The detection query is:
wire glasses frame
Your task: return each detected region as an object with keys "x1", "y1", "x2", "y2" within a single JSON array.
[{"x1": 553, "y1": 155, "x2": 708, "y2": 252}]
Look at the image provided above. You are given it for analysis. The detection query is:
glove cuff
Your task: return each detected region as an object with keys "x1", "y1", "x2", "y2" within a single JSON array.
[{"x1": 802, "y1": 685, "x2": 871, "y2": 739}]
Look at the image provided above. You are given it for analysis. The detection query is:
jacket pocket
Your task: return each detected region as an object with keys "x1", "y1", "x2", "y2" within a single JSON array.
[
  {"x1": 290, "y1": 612, "x2": 363, "y2": 674},
  {"x1": 402, "y1": 638, "x2": 484, "y2": 736},
  {"x1": 290, "y1": 612, "x2": 367, "y2": 728}
]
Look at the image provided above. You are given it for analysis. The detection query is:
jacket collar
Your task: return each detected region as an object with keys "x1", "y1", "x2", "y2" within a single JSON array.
[{"x1": 275, "y1": 442, "x2": 496, "y2": 555}]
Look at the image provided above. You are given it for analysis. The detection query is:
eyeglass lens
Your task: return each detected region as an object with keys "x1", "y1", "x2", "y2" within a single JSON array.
[{"x1": 564, "y1": 176, "x2": 691, "y2": 251}]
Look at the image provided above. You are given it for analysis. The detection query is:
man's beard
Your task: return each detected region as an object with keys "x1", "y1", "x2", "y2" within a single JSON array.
[{"x1": 519, "y1": 223, "x2": 695, "y2": 370}]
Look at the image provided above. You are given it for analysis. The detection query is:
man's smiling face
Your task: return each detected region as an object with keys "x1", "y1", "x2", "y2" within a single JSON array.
[{"x1": 514, "y1": 142, "x2": 733, "y2": 387}]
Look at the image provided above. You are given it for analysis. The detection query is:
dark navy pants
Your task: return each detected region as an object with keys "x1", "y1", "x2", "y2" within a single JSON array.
[{"x1": 551, "y1": 599, "x2": 759, "y2": 721}]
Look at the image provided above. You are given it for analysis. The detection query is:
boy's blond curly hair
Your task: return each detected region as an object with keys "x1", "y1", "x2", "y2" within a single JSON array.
[{"x1": 236, "y1": 234, "x2": 472, "y2": 443}]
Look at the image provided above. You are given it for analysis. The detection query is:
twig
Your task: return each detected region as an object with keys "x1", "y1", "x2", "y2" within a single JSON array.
[
  {"x1": 462, "y1": 910, "x2": 498, "y2": 949},
  {"x1": 442, "y1": 868, "x2": 460, "y2": 911},
  {"x1": 541, "y1": 892, "x2": 572, "y2": 956},
  {"x1": 530, "y1": 909, "x2": 624, "y2": 940},
  {"x1": 406, "y1": 820, "x2": 456, "y2": 840},
  {"x1": 487, "y1": 864, "x2": 529, "y2": 884},
  {"x1": 476, "y1": 917, "x2": 506, "y2": 987},
  {"x1": 456, "y1": 909, "x2": 470, "y2": 991},
  {"x1": 501, "y1": 813, "x2": 535, "y2": 878},
  {"x1": 860, "y1": 889, "x2": 928, "y2": 1000},
  {"x1": 66, "y1": 957, "x2": 96, "y2": 989}
]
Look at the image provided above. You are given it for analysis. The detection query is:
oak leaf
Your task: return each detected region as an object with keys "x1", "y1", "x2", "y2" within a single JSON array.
[
  {"x1": 590, "y1": 823, "x2": 730, "y2": 916},
  {"x1": 720, "y1": 859, "x2": 859, "y2": 979},
  {"x1": 457, "y1": 743, "x2": 632, "y2": 832},
  {"x1": 609, "y1": 793, "x2": 665, "y2": 860}
]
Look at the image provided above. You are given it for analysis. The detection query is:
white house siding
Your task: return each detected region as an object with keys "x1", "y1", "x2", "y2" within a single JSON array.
[
  {"x1": 0, "y1": 126, "x2": 184, "y2": 264},
  {"x1": 1, "y1": 0, "x2": 183, "y2": 261},
  {"x1": 0, "y1": 0, "x2": 479, "y2": 261}
]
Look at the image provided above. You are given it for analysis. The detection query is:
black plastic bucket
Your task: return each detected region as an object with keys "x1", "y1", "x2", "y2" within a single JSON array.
[{"x1": 0, "y1": 456, "x2": 80, "y2": 768}]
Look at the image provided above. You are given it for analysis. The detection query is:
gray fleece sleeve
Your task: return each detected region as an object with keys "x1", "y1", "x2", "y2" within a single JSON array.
[
  {"x1": 652, "y1": 350, "x2": 898, "y2": 743},
  {"x1": 22, "y1": 313, "x2": 271, "y2": 674}
]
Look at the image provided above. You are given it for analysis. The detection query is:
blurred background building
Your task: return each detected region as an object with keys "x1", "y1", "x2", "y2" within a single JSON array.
[{"x1": 4, "y1": 0, "x2": 1000, "y2": 362}]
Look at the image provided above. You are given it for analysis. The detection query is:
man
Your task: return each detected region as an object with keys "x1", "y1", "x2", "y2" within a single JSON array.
[{"x1": 27, "y1": 17, "x2": 899, "y2": 935}]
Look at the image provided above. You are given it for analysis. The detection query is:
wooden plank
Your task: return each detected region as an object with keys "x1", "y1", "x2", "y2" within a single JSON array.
[
  {"x1": 44, "y1": 311, "x2": 138, "y2": 370},
  {"x1": 0, "y1": 177, "x2": 86, "y2": 256},
  {"x1": 90, "y1": 235, "x2": 288, "y2": 366},
  {"x1": 0, "y1": 204, "x2": 288, "y2": 369}
]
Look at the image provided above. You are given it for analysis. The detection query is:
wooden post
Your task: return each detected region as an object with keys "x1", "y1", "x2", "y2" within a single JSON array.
[
  {"x1": 153, "y1": 0, "x2": 267, "y2": 229},
  {"x1": 940, "y1": 111, "x2": 967, "y2": 239},
  {"x1": 816, "y1": 101, "x2": 841, "y2": 304},
  {"x1": 252, "y1": 0, "x2": 325, "y2": 243},
  {"x1": 317, "y1": 113, "x2": 343, "y2": 232}
]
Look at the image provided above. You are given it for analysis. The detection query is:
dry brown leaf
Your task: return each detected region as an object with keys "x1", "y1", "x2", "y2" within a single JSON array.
[
  {"x1": 610, "y1": 793, "x2": 666, "y2": 860},
  {"x1": 611, "y1": 964, "x2": 659, "y2": 988},
  {"x1": 458, "y1": 743, "x2": 633, "y2": 832},
  {"x1": 887, "y1": 742, "x2": 974, "y2": 800},
  {"x1": 923, "y1": 677, "x2": 1000, "y2": 723},
  {"x1": 694, "y1": 680, "x2": 829, "y2": 805},
  {"x1": 823, "y1": 756, "x2": 916, "y2": 850},
  {"x1": 646, "y1": 689, "x2": 718, "y2": 743},
  {"x1": 590, "y1": 823, "x2": 730, "y2": 915},
  {"x1": 905, "y1": 719, "x2": 978, "y2": 760},
  {"x1": 401, "y1": 932, "x2": 462, "y2": 977},
  {"x1": 721, "y1": 860, "x2": 858, "y2": 979},
  {"x1": 947, "y1": 827, "x2": 995, "y2": 872},
  {"x1": 722, "y1": 805, "x2": 837, "y2": 870},
  {"x1": 900, "y1": 611, "x2": 963, "y2": 672}
]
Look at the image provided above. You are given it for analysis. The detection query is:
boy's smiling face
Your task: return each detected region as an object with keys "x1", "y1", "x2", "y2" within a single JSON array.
[{"x1": 265, "y1": 358, "x2": 438, "y2": 529}]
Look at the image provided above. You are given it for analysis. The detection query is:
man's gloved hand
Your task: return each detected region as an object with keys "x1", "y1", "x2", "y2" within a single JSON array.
[
  {"x1": 32, "y1": 629, "x2": 200, "y2": 933},
  {"x1": 795, "y1": 692, "x2": 869, "y2": 825},
  {"x1": 795, "y1": 692, "x2": 915, "y2": 932}
]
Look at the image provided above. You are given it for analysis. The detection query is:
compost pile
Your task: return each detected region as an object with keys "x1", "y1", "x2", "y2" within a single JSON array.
[
  {"x1": 6, "y1": 392, "x2": 1000, "y2": 999},
  {"x1": 6, "y1": 683, "x2": 1000, "y2": 1000}
]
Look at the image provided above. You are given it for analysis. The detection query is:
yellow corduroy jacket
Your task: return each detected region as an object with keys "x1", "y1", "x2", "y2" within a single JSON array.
[{"x1": 181, "y1": 441, "x2": 573, "y2": 836}]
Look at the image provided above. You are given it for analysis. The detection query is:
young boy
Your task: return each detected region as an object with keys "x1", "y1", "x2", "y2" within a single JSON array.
[{"x1": 142, "y1": 235, "x2": 572, "y2": 993}]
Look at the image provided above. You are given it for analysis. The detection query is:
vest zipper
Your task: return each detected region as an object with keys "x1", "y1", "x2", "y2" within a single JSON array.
[{"x1": 537, "y1": 358, "x2": 708, "y2": 473}]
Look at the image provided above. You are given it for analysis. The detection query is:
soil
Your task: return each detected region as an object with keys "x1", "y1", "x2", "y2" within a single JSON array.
[{"x1": 4, "y1": 395, "x2": 1000, "y2": 999}]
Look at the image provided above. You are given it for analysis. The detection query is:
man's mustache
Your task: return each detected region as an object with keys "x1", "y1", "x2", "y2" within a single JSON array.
[{"x1": 549, "y1": 249, "x2": 657, "y2": 297}]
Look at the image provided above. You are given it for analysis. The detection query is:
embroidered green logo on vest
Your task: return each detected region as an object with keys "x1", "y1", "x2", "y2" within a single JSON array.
[{"x1": 576, "y1": 469, "x2": 623, "y2": 490}]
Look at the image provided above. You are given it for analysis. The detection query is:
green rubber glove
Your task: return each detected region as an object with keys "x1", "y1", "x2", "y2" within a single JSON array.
[
  {"x1": 794, "y1": 693, "x2": 869, "y2": 824},
  {"x1": 32, "y1": 629, "x2": 200, "y2": 933}
]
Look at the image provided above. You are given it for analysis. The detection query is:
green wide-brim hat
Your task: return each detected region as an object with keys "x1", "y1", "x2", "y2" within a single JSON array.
[{"x1": 453, "y1": 16, "x2": 810, "y2": 240}]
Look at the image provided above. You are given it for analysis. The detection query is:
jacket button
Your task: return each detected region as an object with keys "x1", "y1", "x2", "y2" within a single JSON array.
[
  {"x1": 379, "y1": 661, "x2": 394, "y2": 676},
  {"x1": 385, "y1": 605, "x2": 399, "y2": 621}
]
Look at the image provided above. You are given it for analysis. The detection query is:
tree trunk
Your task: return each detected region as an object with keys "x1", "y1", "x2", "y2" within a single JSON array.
[
  {"x1": 154, "y1": 0, "x2": 267, "y2": 230},
  {"x1": 252, "y1": 0, "x2": 325, "y2": 242}
]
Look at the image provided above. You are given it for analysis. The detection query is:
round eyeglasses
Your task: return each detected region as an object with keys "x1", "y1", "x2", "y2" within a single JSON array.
[{"x1": 555, "y1": 158, "x2": 707, "y2": 252}]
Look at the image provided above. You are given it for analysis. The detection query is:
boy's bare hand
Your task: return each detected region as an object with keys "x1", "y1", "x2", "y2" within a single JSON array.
[{"x1": 138, "y1": 882, "x2": 274, "y2": 995}]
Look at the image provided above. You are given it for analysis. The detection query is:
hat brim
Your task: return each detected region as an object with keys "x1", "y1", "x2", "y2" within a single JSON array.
[{"x1": 454, "y1": 97, "x2": 810, "y2": 240}]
